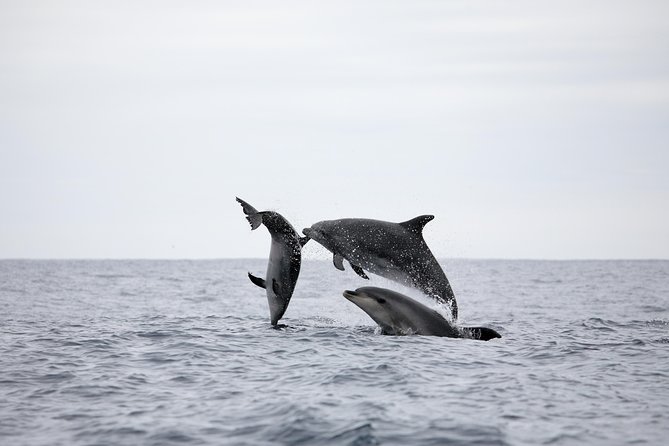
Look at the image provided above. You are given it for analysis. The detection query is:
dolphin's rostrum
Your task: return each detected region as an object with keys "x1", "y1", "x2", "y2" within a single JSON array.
[{"x1": 236, "y1": 197, "x2": 308, "y2": 325}]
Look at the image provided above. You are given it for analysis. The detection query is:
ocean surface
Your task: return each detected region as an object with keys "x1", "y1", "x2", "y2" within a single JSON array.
[{"x1": 1, "y1": 259, "x2": 668, "y2": 445}]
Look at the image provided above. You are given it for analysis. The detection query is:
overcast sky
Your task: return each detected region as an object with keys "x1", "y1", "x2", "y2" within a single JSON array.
[{"x1": 1, "y1": 0, "x2": 668, "y2": 259}]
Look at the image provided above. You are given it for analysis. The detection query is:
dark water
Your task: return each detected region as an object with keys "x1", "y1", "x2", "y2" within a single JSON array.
[{"x1": 1, "y1": 259, "x2": 668, "y2": 445}]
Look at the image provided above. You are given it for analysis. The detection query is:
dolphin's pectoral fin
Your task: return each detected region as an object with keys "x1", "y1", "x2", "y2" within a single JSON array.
[
  {"x1": 350, "y1": 264, "x2": 369, "y2": 280},
  {"x1": 298, "y1": 236, "x2": 310, "y2": 248},
  {"x1": 236, "y1": 197, "x2": 264, "y2": 230},
  {"x1": 399, "y1": 215, "x2": 435, "y2": 234},
  {"x1": 248, "y1": 272, "x2": 266, "y2": 289},
  {"x1": 333, "y1": 253, "x2": 345, "y2": 271},
  {"x1": 272, "y1": 279, "x2": 280, "y2": 296}
]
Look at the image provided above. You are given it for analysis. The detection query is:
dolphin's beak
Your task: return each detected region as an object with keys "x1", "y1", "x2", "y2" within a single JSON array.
[
  {"x1": 343, "y1": 290, "x2": 359, "y2": 300},
  {"x1": 303, "y1": 227, "x2": 325, "y2": 241}
]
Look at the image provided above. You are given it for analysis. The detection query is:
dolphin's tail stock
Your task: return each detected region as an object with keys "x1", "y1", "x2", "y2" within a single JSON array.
[{"x1": 236, "y1": 197, "x2": 264, "y2": 230}]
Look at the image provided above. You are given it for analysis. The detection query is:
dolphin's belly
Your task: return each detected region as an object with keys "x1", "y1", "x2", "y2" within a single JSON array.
[
  {"x1": 266, "y1": 239, "x2": 300, "y2": 299},
  {"x1": 364, "y1": 262, "x2": 414, "y2": 286},
  {"x1": 343, "y1": 247, "x2": 418, "y2": 287},
  {"x1": 343, "y1": 242, "x2": 454, "y2": 305},
  {"x1": 262, "y1": 239, "x2": 300, "y2": 325}
]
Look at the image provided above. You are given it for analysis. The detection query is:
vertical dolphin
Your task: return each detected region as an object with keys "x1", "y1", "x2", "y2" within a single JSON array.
[{"x1": 236, "y1": 197, "x2": 308, "y2": 325}]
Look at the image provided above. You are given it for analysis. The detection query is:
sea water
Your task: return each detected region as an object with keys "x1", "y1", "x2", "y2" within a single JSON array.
[{"x1": 1, "y1": 259, "x2": 668, "y2": 445}]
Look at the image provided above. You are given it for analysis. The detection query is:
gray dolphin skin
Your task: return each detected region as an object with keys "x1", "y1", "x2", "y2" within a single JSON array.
[
  {"x1": 236, "y1": 197, "x2": 308, "y2": 325},
  {"x1": 303, "y1": 216, "x2": 459, "y2": 319},
  {"x1": 343, "y1": 287, "x2": 501, "y2": 341}
]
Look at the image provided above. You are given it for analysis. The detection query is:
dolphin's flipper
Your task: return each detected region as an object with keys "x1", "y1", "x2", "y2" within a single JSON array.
[
  {"x1": 299, "y1": 236, "x2": 310, "y2": 247},
  {"x1": 399, "y1": 215, "x2": 435, "y2": 234},
  {"x1": 248, "y1": 272, "x2": 266, "y2": 289},
  {"x1": 236, "y1": 197, "x2": 263, "y2": 230},
  {"x1": 333, "y1": 253, "x2": 345, "y2": 271},
  {"x1": 272, "y1": 279, "x2": 280, "y2": 296},
  {"x1": 351, "y1": 264, "x2": 369, "y2": 280}
]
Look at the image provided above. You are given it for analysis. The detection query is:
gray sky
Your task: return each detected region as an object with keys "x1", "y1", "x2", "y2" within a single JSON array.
[{"x1": 1, "y1": 0, "x2": 668, "y2": 259}]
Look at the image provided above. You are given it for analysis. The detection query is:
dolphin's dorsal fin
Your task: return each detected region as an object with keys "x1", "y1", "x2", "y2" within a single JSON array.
[
  {"x1": 399, "y1": 215, "x2": 434, "y2": 233},
  {"x1": 333, "y1": 253, "x2": 345, "y2": 271},
  {"x1": 350, "y1": 264, "x2": 369, "y2": 280},
  {"x1": 248, "y1": 272, "x2": 266, "y2": 289}
]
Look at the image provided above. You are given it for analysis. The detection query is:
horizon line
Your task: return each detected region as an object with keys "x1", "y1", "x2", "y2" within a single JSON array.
[{"x1": 1, "y1": 257, "x2": 667, "y2": 262}]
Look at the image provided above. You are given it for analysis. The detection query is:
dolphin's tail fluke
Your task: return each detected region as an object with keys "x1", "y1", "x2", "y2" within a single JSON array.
[
  {"x1": 460, "y1": 326, "x2": 501, "y2": 341},
  {"x1": 236, "y1": 197, "x2": 263, "y2": 230}
]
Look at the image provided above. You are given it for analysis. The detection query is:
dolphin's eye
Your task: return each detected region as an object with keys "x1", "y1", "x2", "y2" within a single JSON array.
[{"x1": 376, "y1": 298, "x2": 386, "y2": 304}]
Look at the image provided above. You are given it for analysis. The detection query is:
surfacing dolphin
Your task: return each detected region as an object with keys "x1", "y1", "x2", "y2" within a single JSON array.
[
  {"x1": 344, "y1": 287, "x2": 501, "y2": 341},
  {"x1": 237, "y1": 197, "x2": 308, "y2": 325},
  {"x1": 303, "y1": 215, "x2": 459, "y2": 319}
]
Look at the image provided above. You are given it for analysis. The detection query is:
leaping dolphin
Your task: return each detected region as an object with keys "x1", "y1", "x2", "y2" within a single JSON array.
[
  {"x1": 237, "y1": 197, "x2": 308, "y2": 325},
  {"x1": 303, "y1": 215, "x2": 459, "y2": 319},
  {"x1": 344, "y1": 287, "x2": 501, "y2": 341}
]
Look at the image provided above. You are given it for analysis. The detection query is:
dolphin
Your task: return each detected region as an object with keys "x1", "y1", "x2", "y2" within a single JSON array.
[
  {"x1": 343, "y1": 286, "x2": 501, "y2": 341},
  {"x1": 303, "y1": 215, "x2": 459, "y2": 319},
  {"x1": 236, "y1": 197, "x2": 308, "y2": 325}
]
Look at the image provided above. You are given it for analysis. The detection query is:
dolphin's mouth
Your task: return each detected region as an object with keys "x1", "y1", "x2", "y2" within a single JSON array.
[
  {"x1": 302, "y1": 227, "x2": 325, "y2": 242},
  {"x1": 343, "y1": 289, "x2": 359, "y2": 300}
]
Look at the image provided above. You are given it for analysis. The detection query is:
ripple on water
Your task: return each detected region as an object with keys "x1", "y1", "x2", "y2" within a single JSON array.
[{"x1": 2, "y1": 259, "x2": 669, "y2": 446}]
